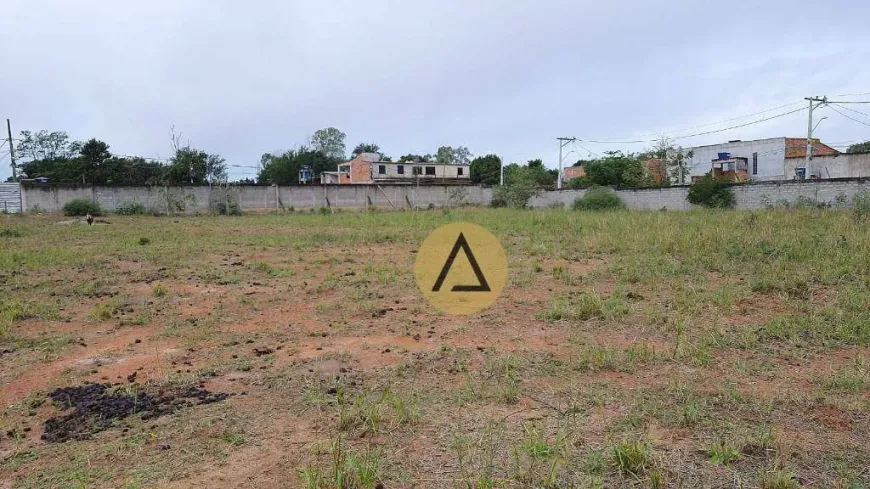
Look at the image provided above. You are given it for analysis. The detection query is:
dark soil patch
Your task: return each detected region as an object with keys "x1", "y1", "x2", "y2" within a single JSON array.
[{"x1": 42, "y1": 382, "x2": 230, "y2": 443}]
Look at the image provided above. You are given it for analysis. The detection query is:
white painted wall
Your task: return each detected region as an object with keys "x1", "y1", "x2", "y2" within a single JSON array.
[
  {"x1": 683, "y1": 138, "x2": 785, "y2": 181},
  {"x1": 783, "y1": 153, "x2": 870, "y2": 179}
]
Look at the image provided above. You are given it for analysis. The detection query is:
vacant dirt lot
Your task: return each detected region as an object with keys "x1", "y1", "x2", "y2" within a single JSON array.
[{"x1": 1, "y1": 209, "x2": 868, "y2": 488}]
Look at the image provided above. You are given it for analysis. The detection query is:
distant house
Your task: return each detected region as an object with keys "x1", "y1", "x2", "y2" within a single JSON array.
[
  {"x1": 321, "y1": 153, "x2": 471, "y2": 185},
  {"x1": 682, "y1": 137, "x2": 841, "y2": 181},
  {"x1": 562, "y1": 165, "x2": 586, "y2": 182}
]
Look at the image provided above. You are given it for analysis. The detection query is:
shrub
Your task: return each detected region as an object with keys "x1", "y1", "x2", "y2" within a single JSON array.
[
  {"x1": 216, "y1": 201, "x2": 242, "y2": 215},
  {"x1": 63, "y1": 198, "x2": 103, "y2": 217},
  {"x1": 566, "y1": 176, "x2": 590, "y2": 189},
  {"x1": 491, "y1": 182, "x2": 539, "y2": 209},
  {"x1": 115, "y1": 201, "x2": 148, "y2": 215},
  {"x1": 853, "y1": 191, "x2": 870, "y2": 221},
  {"x1": 0, "y1": 229, "x2": 22, "y2": 238},
  {"x1": 571, "y1": 186, "x2": 625, "y2": 211},
  {"x1": 687, "y1": 174, "x2": 735, "y2": 208}
]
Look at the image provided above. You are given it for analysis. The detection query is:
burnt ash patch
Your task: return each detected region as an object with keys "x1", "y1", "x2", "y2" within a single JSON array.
[{"x1": 42, "y1": 383, "x2": 229, "y2": 443}]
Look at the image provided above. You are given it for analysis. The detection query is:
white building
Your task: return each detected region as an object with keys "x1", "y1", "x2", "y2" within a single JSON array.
[{"x1": 682, "y1": 137, "x2": 839, "y2": 182}]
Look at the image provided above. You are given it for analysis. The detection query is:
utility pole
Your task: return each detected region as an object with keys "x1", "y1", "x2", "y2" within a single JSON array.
[
  {"x1": 556, "y1": 137, "x2": 576, "y2": 189},
  {"x1": 804, "y1": 96, "x2": 827, "y2": 178},
  {"x1": 6, "y1": 119, "x2": 17, "y2": 181}
]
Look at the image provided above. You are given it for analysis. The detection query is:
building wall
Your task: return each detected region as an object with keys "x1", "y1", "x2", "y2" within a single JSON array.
[
  {"x1": 782, "y1": 153, "x2": 870, "y2": 179},
  {"x1": 349, "y1": 160, "x2": 372, "y2": 183},
  {"x1": 683, "y1": 138, "x2": 785, "y2": 181},
  {"x1": 562, "y1": 166, "x2": 585, "y2": 182}
]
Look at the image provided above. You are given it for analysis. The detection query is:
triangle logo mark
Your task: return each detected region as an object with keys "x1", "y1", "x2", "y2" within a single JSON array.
[{"x1": 431, "y1": 233, "x2": 492, "y2": 292}]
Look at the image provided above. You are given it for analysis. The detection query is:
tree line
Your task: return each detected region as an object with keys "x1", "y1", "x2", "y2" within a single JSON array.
[
  {"x1": 11, "y1": 124, "x2": 870, "y2": 188},
  {"x1": 9, "y1": 128, "x2": 227, "y2": 186}
]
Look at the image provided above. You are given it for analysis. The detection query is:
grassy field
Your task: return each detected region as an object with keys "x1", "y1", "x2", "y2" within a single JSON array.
[{"x1": 1, "y1": 208, "x2": 869, "y2": 488}]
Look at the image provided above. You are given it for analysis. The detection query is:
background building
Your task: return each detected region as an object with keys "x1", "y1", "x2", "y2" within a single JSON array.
[
  {"x1": 682, "y1": 137, "x2": 840, "y2": 181},
  {"x1": 321, "y1": 153, "x2": 471, "y2": 185}
]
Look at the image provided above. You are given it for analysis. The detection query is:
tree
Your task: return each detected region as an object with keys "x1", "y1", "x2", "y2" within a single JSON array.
[
  {"x1": 79, "y1": 139, "x2": 112, "y2": 163},
  {"x1": 648, "y1": 138, "x2": 692, "y2": 185},
  {"x1": 848, "y1": 141, "x2": 870, "y2": 154},
  {"x1": 492, "y1": 163, "x2": 539, "y2": 208},
  {"x1": 257, "y1": 147, "x2": 332, "y2": 185},
  {"x1": 502, "y1": 160, "x2": 557, "y2": 188},
  {"x1": 526, "y1": 159, "x2": 557, "y2": 186},
  {"x1": 16, "y1": 129, "x2": 166, "y2": 185},
  {"x1": 352, "y1": 143, "x2": 380, "y2": 157},
  {"x1": 470, "y1": 154, "x2": 501, "y2": 185},
  {"x1": 435, "y1": 145, "x2": 472, "y2": 165},
  {"x1": 16, "y1": 130, "x2": 82, "y2": 161},
  {"x1": 583, "y1": 151, "x2": 652, "y2": 188},
  {"x1": 165, "y1": 146, "x2": 226, "y2": 185},
  {"x1": 310, "y1": 127, "x2": 347, "y2": 160},
  {"x1": 399, "y1": 154, "x2": 426, "y2": 163}
]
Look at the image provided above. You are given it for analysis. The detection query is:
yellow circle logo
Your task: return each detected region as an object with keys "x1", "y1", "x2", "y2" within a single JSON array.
[{"x1": 414, "y1": 222, "x2": 508, "y2": 315}]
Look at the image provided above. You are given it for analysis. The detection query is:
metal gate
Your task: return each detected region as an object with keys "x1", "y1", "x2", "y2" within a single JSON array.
[{"x1": 0, "y1": 183, "x2": 22, "y2": 214}]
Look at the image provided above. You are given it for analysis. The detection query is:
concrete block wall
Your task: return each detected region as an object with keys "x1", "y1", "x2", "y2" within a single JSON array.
[
  {"x1": 530, "y1": 187, "x2": 690, "y2": 210},
  {"x1": 20, "y1": 179, "x2": 870, "y2": 214},
  {"x1": 20, "y1": 184, "x2": 494, "y2": 213}
]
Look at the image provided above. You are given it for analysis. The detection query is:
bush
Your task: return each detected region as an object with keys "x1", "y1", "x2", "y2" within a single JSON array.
[
  {"x1": 571, "y1": 186, "x2": 626, "y2": 211},
  {"x1": 63, "y1": 198, "x2": 103, "y2": 217},
  {"x1": 491, "y1": 182, "x2": 539, "y2": 209},
  {"x1": 216, "y1": 201, "x2": 242, "y2": 216},
  {"x1": 115, "y1": 201, "x2": 148, "y2": 215},
  {"x1": 687, "y1": 174, "x2": 735, "y2": 208},
  {"x1": 853, "y1": 191, "x2": 870, "y2": 221}
]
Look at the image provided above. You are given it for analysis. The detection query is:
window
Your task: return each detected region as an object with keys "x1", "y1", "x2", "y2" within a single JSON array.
[
  {"x1": 378, "y1": 165, "x2": 386, "y2": 175},
  {"x1": 752, "y1": 152, "x2": 758, "y2": 175},
  {"x1": 397, "y1": 165, "x2": 404, "y2": 175},
  {"x1": 425, "y1": 166, "x2": 436, "y2": 175},
  {"x1": 413, "y1": 166, "x2": 422, "y2": 175},
  {"x1": 457, "y1": 167, "x2": 464, "y2": 176},
  {"x1": 339, "y1": 165, "x2": 350, "y2": 173}
]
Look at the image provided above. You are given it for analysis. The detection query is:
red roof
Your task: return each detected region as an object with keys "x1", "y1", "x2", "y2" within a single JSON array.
[{"x1": 784, "y1": 138, "x2": 839, "y2": 158}]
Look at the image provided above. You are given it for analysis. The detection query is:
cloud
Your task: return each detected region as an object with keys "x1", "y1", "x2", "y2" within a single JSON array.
[{"x1": 1, "y1": 0, "x2": 869, "y2": 180}]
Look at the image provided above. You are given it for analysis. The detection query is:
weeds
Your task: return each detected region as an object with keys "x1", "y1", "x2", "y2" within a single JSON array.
[
  {"x1": 300, "y1": 435, "x2": 384, "y2": 489},
  {"x1": 758, "y1": 466, "x2": 798, "y2": 489},
  {"x1": 610, "y1": 439, "x2": 652, "y2": 476},
  {"x1": 705, "y1": 439, "x2": 740, "y2": 466}
]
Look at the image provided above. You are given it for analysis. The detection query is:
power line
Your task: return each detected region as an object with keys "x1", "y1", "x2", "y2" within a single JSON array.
[
  {"x1": 582, "y1": 100, "x2": 805, "y2": 143},
  {"x1": 832, "y1": 103, "x2": 870, "y2": 118},
  {"x1": 570, "y1": 140, "x2": 601, "y2": 158},
  {"x1": 827, "y1": 104, "x2": 870, "y2": 128},
  {"x1": 577, "y1": 106, "x2": 808, "y2": 144},
  {"x1": 836, "y1": 91, "x2": 870, "y2": 97}
]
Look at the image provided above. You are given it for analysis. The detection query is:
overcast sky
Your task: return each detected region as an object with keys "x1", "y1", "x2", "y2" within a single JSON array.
[{"x1": 2, "y1": 0, "x2": 869, "y2": 180}]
